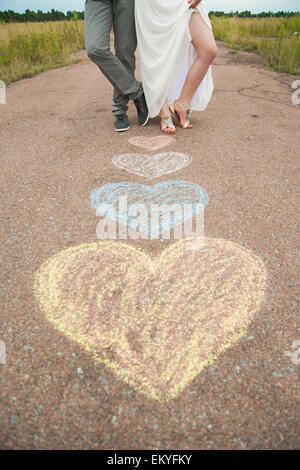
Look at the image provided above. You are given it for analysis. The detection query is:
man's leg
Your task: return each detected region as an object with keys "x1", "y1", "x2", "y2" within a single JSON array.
[
  {"x1": 85, "y1": 0, "x2": 142, "y2": 116},
  {"x1": 112, "y1": 0, "x2": 143, "y2": 116}
]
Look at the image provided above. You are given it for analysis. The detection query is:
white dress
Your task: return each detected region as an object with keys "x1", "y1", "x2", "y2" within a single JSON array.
[{"x1": 135, "y1": 0, "x2": 214, "y2": 118}]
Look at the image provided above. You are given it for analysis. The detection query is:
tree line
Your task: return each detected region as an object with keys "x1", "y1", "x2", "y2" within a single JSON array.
[
  {"x1": 0, "y1": 9, "x2": 299, "y2": 23},
  {"x1": 209, "y1": 10, "x2": 299, "y2": 18},
  {"x1": 0, "y1": 9, "x2": 84, "y2": 23}
]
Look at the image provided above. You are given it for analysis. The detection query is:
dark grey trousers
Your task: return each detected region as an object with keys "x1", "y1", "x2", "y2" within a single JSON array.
[{"x1": 85, "y1": 0, "x2": 143, "y2": 115}]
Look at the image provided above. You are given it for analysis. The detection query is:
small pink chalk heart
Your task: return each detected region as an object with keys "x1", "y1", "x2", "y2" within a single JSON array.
[{"x1": 128, "y1": 135, "x2": 175, "y2": 151}]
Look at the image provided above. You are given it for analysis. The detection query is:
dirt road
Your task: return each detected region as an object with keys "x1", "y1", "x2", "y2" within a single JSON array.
[{"x1": 0, "y1": 43, "x2": 299, "y2": 449}]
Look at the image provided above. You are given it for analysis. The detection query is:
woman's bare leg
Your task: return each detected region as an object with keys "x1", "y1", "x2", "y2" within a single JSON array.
[{"x1": 175, "y1": 12, "x2": 217, "y2": 126}]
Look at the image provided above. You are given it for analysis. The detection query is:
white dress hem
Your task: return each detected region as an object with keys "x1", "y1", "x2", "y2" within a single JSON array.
[{"x1": 135, "y1": 0, "x2": 214, "y2": 118}]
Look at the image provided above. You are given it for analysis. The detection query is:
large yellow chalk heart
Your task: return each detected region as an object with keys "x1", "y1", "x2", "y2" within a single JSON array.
[{"x1": 34, "y1": 238, "x2": 267, "y2": 401}]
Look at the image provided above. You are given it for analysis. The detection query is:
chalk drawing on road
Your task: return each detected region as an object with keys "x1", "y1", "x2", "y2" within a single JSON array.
[
  {"x1": 111, "y1": 152, "x2": 192, "y2": 179},
  {"x1": 128, "y1": 135, "x2": 176, "y2": 151},
  {"x1": 90, "y1": 181, "x2": 209, "y2": 239},
  {"x1": 34, "y1": 238, "x2": 267, "y2": 402}
]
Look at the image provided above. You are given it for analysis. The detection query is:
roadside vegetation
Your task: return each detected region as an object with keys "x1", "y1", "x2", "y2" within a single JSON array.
[
  {"x1": 211, "y1": 15, "x2": 300, "y2": 75},
  {"x1": 0, "y1": 12, "x2": 299, "y2": 85},
  {"x1": 0, "y1": 15, "x2": 84, "y2": 84}
]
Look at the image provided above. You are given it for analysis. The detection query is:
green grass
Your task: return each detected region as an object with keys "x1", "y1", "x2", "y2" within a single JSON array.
[
  {"x1": 0, "y1": 20, "x2": 85, "y2": 84},
  {"x1": 0, "y1": 16, "x2": 299, "y2": 85},
  {"x1": 211, "y1": 15, "x2": 300, "y2": 74}
]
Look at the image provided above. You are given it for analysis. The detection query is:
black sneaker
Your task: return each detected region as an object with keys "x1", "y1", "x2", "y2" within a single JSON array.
[
  {"x1": 114, "y1": 114, "x2": 130, "y2": 132},
  {"x1": 134, "y1": 93, "x2": 149, "y2": 127}
]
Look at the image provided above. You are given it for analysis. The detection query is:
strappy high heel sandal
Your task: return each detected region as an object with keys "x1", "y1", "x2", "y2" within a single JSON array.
[
  {"x1": 159, "y1": 113, "x2": 176, "y2": 134},
  {"x1": 170, "y1": 100, "x2": 193, "y2": 129}
]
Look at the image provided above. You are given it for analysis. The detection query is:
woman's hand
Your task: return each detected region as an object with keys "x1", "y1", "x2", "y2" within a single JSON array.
[{"x1": 188, "y1": 0, "x2": 202, "y2": 8}]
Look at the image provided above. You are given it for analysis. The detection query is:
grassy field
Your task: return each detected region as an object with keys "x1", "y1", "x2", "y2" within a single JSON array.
[
  {"x1": 211, "y1": 15, "x2": 300, "y2": 74},
  {"x1": 0, "y1": 15, "x2": 299, "y2": 85},
  {"x1": 0, "y1": 19, "x2": 85, "y2": 84}
]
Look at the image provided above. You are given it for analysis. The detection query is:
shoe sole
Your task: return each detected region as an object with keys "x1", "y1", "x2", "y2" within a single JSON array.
[
  {"x1": 114, "y1": 125, "x2": 131, "y2": 132},
  {"x1": 140, "y1": 112, "x2": 150, "y2": 127}
]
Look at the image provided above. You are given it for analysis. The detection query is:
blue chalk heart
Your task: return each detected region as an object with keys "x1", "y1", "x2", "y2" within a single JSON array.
[{"x1": 90, "y1": 181, "x2": 209, "y2": 238}]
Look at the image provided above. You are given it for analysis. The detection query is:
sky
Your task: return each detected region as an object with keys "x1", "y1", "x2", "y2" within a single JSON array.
[{"x1": 0, "y1": 1, "x2": 299, "y2": 14}]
